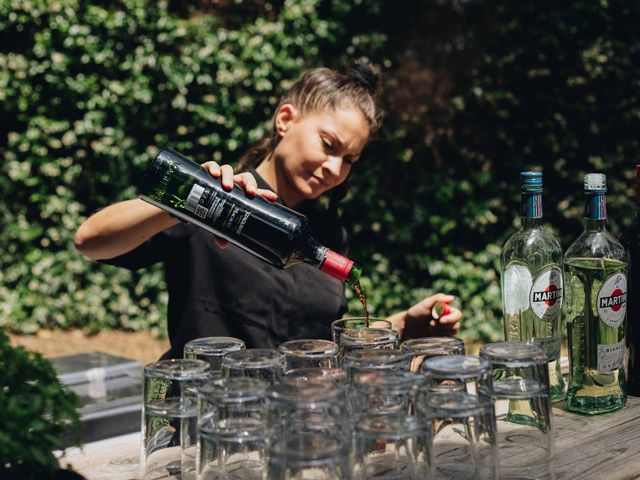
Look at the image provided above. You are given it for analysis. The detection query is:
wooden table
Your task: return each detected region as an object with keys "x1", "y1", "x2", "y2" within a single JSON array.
[{"x1": 59, "y1": 396, "x2": 640, "y2": 479}]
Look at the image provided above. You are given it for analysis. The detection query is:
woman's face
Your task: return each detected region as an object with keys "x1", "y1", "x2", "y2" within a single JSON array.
[{"x1": 269, "y1": 105, "x2": 370, "y2": 207}]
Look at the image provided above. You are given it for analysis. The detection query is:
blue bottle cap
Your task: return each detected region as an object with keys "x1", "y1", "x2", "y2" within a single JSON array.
[{"x1": 520, "y1": 171, "x2": 543, "y2": 192}]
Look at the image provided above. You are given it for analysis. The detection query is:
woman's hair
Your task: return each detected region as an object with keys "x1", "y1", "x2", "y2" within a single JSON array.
[{"x1": 238, "y1": 63, "x2": 382, "y2": 170}]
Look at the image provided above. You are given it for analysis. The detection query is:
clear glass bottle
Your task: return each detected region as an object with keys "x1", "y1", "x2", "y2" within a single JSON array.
[
  {"x1": 500, "y1": 171, "x2": 565, "y2": 400},
  {"x1": 139, "y1": 147, "x2": 361, "y2": 284},
  {"x1": 623, "y1": 165, "x2": 640, "y2": 396},
  {"x1": 564, "y1": 173, "x2": 628, "y2": 414}
]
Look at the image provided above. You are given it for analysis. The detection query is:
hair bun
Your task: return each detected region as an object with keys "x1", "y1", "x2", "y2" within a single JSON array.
[{"x1": 346, "y1": 63, "x2": 378, "y2": 95}]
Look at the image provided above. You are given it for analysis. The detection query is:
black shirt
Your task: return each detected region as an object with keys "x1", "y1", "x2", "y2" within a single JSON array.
[{"x1": 102, "y1": 169, "x2": 348, "y2": 359}]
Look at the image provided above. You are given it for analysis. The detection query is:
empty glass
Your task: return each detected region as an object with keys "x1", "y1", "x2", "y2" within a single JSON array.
[
  {"x1": 197, "y1": 377, "x2": 268, "y2": 479},
  {"x1": 266, "y1": 378, "x2": 347, "y2": 442},
  {"x1": 331, "y1": 317, "x2": 393, "y2": 345},
  {"x1": 199, "y1": 417, "x2": 266, "y2": 480},
  {"x1": 422, "y1": 355, "x2": 491, "y2": 395},
  {"x1": 277, "y1": 339, "x2": 339, "y2": 371},
  {"x1": 267, "y1": 432, "x2": 350, "y2": 479},
  {"x1": 353, "y1": 414, "x2": 427, "y2": 479},
  {"x1": 220, "y1": 349, "x2": 286, "y2": 384},
  {"x1": 479, "y1": 341, "x2": 554, "y2": 480},
  {"x1": 141, "y1": 359, "x2": 210, "y2": 480},
  {"x1": 428, "y1": 391, "x2": 499, "y2": 480},
  {"x1": 184, "y1": 336, "x2": 246, "y2": 371},
  {"x1": 285, "y1": 367, "x2": 347, "y2": 386},
  {"x1": 343, "y1": 349, "x2": 410, "y2": 380},
  {"x1": 351, "y1": 371, "x2": 426, "y2": 417},
  {"x1": 401, "y1": 336, "x2": 465, "y2": 372},
  {"x1": 198, "y1": 377, "x2": 268, "y2": 424},
  {"x1": 285, "y1": 368, "x2": 349, "y2": 415}
]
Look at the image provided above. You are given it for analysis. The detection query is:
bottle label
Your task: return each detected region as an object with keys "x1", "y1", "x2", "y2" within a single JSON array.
[
  {"x1": 522, "y1": 192, "x2": 542, "y2": 218},
  {"x1": 529, "y1": 267, "x2": 563, "y2": 321},
  {"x1": 597, "y1": 273, "x2": 627, "y2": 328},
  {"x1": 597, "y1": 340, "x2": 624, "y2": 374},
  {"x1": 184, "y1": 183, "x2": 251, "y2": 235},
  {"x1": 533, "y1": 337, "x2": 560, "y2": 361}
]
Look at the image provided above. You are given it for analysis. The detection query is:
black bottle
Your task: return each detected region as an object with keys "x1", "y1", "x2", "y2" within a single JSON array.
[{"x1": 139, "y1": 147, "x2": 361, "y2": 283}]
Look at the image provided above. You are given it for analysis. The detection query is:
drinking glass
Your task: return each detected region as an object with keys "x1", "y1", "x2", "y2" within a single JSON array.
[
  {"x1": 197, "y1": 377, "x2": 268, "y2": 479},
  {"x1": 199, "y1": 417, "x2": 266, "y2": 480},
  {"x1": 267, "y1": 432, "x2": 350, "y2": 480},
  {"x1": 351, "y1": 370, "x2": 426, "y2": 417},
  {"x1": 343, "y1": 349, "x2": 410, "y2": 379},
  {"x1": 220, "y1": 349, "x2": 286, "y2": 384},
  {"x1": 428, "y1": 391, "x2": 499, "y2": 480},
  {"x1": 198, "y1": 377, "x2": 268, "y2": 425},
  {"x1": 339, "y1": 328, "x2": 399, "y2": 363},
  {"x1": 331, "y1": 317, "x2": 393, "y2": 345},
  {"x1": 277, "y1": 339, "x2": 339, "y2": 371},
  {"x1": 184, "y1": 336, "x2": 246, "y2": 371},
  {"x1": 285, "y1": 367, "x2": 349, "y2": 415},
  {"x1": 141, "y1": 359, "x2": 210, "y2": 480},
  {"x1": 400, "y1": 336, "x2": 465, "y2": 372},
  {"x1": 479, "y1": 341, "x2": 554, "y2": 480},
  {"x1": 353, "y1": 414, "x2": 427, "y2": 479},
  {"x1": 284, "y1": 367, "x2": 347, "y2": 386},
  {"x1": 422, "y1": 354, "x2": 491, "y2": 395},
  {"x1": 266, "y1": 378, "x2": 347, "y2": 442}
]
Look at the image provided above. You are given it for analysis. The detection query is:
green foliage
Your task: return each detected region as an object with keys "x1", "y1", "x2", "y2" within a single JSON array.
[
  {"x1": 2, "y1": 0, "x2": 639, "y2": 343},
  {"x1": 0, "y1": 329, "x2": 80, "y2": 479}
]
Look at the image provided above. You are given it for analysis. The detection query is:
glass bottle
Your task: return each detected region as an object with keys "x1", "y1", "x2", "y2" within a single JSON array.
[
  {"x1": 500, "y1": 171, "x2": 565, "y2": 400},
  {"x1": 564, "y1": 173, "x2": 628, "y2": 414},
  {"x1": 623, "y1": 164, "x2": 640, "y2": 396},
  {"x1": 139, "y1": 147, "x2": 361, "y2": 283}
]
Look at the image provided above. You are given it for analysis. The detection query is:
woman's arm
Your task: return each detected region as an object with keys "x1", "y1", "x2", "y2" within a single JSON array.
[
  {"x1": 74, "y1": 161, "x2": 278, "y2": 260},
  {"x1": 74, "y1": 199, "x2": 177, "y2": 260}
]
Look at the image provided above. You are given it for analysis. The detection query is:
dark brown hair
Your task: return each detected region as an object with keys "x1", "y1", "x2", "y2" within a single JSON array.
[{"x1": 238, "y1": 63, "x2": 382, "y2": 170}]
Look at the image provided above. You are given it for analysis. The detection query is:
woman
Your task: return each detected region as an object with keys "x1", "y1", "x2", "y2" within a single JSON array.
[{"x1": 75, "y1": 64, "x2": 462, "y2": 359}]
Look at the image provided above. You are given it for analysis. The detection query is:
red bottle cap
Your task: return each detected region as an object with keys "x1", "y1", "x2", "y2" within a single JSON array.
[
  {"x1": 321, "y1": 250, "x2": 355, "y2": 283},
  {"x1": 433, "y1": 302, "x2": 451, "y2": 320}
]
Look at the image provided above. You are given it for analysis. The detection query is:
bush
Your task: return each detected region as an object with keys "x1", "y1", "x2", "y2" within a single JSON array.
[{"x1": 0, "y1": 330, "x2": 81, "y2": 479}]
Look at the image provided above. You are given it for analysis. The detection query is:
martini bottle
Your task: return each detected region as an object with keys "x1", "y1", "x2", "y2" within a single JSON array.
[
  {"x1": 139, "y1": 147, "x2": 361, "y2": 284},
  {"x1": 564, "y1": 173, "x2": 628, "y2": 414},
  {"x1": 500, "y1": 171, "x2": 565, "y2": 400}
]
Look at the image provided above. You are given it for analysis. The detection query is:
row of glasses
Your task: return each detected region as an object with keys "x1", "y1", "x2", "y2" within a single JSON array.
[{"x1": 141, "y1": 324, "x2": 555, "y2": 480}]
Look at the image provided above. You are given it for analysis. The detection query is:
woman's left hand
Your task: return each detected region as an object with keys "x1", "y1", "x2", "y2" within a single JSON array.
[{"x1": 388, "y1": 293, "x2": 462, "y2": 341}]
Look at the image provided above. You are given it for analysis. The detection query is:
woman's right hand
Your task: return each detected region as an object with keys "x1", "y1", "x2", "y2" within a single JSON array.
[
  {"x1": 202, "y1": 162, "x2": 278, "y2": 200},
  {"x1": 202, "y1": 162, "x2": 278, "y2": 248}
]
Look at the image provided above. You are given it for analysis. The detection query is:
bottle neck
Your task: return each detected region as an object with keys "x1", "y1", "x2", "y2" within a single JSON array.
[
  {"x1": 521, "y1": 191, "x2": 543, "y2": 229},
  {"x1": 584, "y1": 191, "x2": 607, "y2": 232},
  {"x1": 303, "y1": 237, "x2": 360, "y2": 283}
]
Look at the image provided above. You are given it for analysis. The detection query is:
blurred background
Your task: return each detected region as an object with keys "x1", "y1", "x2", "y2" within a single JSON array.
[{"x1": 2, "y1": 0, "x2": 639, "y2": 364}]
